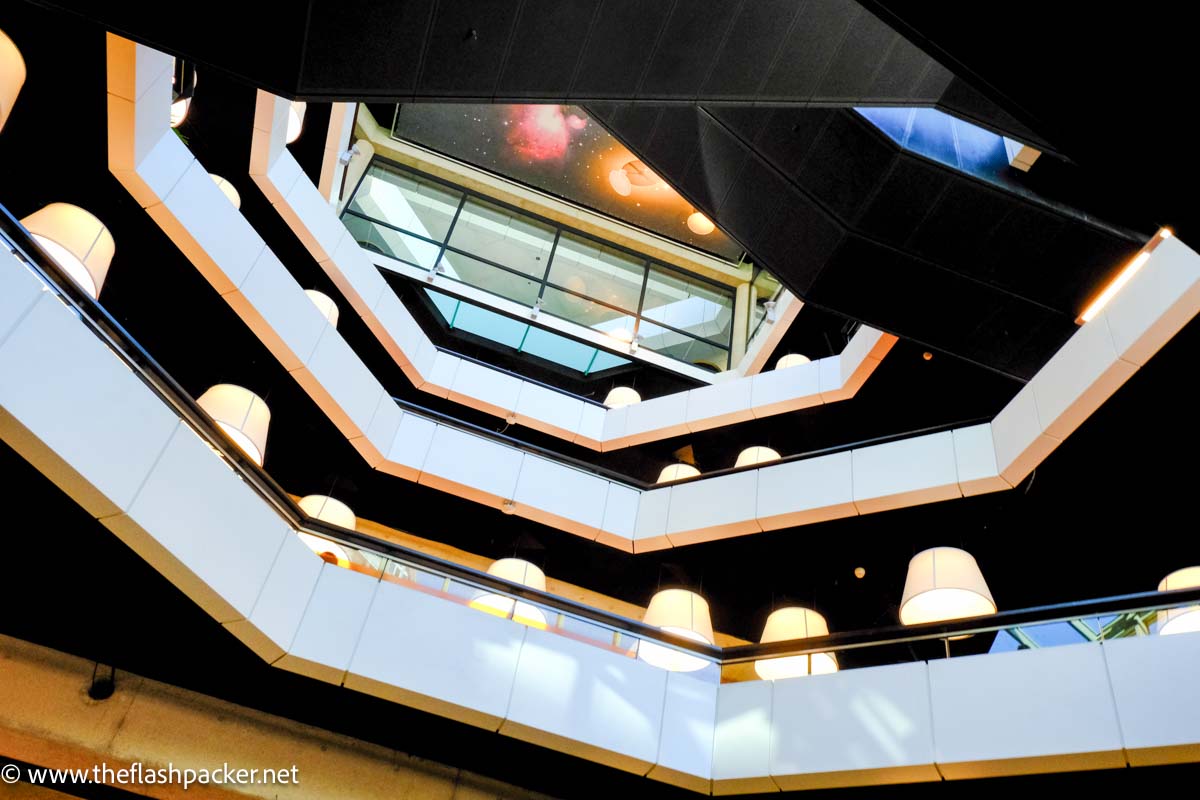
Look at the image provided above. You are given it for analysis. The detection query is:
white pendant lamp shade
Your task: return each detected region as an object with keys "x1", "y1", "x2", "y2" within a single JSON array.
[
  {"x1": 1157, "y1": 566, "x2": 1200, "y2": 636},
  {"x1": 638, "y1": 589, "x2": 714, "y2": 672},
  {"x1": 21, "y1": 203, "x2": 115, "y2": 299},
  {"x1": 286, "y1": 100, "x2": 307, "y2": 144},
  {"x1": 899, "y1": 546, "x2": 996, "y2": 626},
  {"x1": 686, "y1": 211, "x2": 715, "y2": 235},
  {"x1": 1, "y1": 28, "x2": 26, "y2": 133},
  {"x1": 775, "y1": 353, "x2": 811, "y2": 370},
  {"x1": 196, "y1": 384, "x2": 271, "y2": 466},
  {"x1": 296, "y1": 532, "x2": 353, "y2": 567},
  {"x1": 657, "y1": 463, "x2": 700, "y2": 484},
  {"x1": 304, "y1": 289, "x2": 340, "y2": 327},
  {"x1": 754, "y1": 607, "x2": 838, "y2": 680},
  {"x1": 209, "y1": 174, "x2": 241, "y2": 209},
  {"x1": 296, "y1": 494, "x2": 357, "y2": 566},
  {"x1": 469, "y1": 558, "x2": 548, "y2": 629},
  {"x1": 170, "y1": 97, "x2": 190, "y2": 128},
  {"x1": 604, "y1": 386, "x2": 641, "y2": 408},
  {"x1": 735, "y1": 446, "x2": 781, "y2": 468}
]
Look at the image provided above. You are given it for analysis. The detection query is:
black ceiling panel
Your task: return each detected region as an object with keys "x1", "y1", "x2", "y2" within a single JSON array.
[
  {"x1": 635, "y1": 106, "x2": 703, "y2": 184},
  {"x1": 299, "y1": 0, "x2": 435, "y2": 94},
  {"x1": 702, "y1": 104, "x2": 773, "y2": 144},
  {"x1": 638, "y1": 0, "x2": 742, "y2": 99},
  {"x1": 569, "y1": 0, "x2": 674, "y2": 99},
  {"x1": 794, "y1": 109, "x2": 898, "y2": 220},
  {"x1": 866, "y1": 33, "x2": 943, "y2": 101},
  {"x1": 937, "y1": 76, "x2": 1054, "y2": 153},
  {"x1": 678, "y1": 113, "x2": 750, "y2": 212},
  {"x1": 855, "y1": 157, "x2": 952, "y2": 242},
  {"x1": 601, "y1": 104, "x2": 664, "y2": 155},
  {"x1": 415, "y1": 0, "x2": 521, "y2": 97},
  {"x1": 699, "y1": 0, "x2": 806, "y2": 100},
  {"x1": 749, "y1": 191, "x2": 846, "y2": 294},
  {"x1": 813, "y1": 7, "x2": 902, "y2": 102},
  {"x1": 494, "y1": 0, "x2": 601, "y2": 99},
  {"x1": 747, "y1": 108, "x2": 834, "y2": 179},
  {"x1": 713, "y1": 156, "x2": 788, "y2": 243},
  {"x1": 759, "y1": 0, "x2": 861, "y2": 101}
]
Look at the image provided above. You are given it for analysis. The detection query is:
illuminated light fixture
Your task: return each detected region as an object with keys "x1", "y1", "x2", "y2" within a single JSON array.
[
  {"x1": 304, "y1": 289, "x2": 339, "y2": 327},
  {"x1": 20, "y1": 203, "x2": 115, "y2": 299},
  {"x1": 638, "y1": 589, "x2": 715, "y2": 672},
  {"x1": 1077, "y1": 229, "x2": 1172, "y2": 324},
  {"x1": 735, "y1": 446, "x2": 782, "y2": 468},
  {"x1": 899, "y1": 546, "x2": 996, "y2": 626},
  {"x1": 603, "y1": 386, "x2": 641, "y2": 408},
  {"x1": 657, "y1": 463, "x2": 700, "y2": 484},
  {"x1": 753, "y1": 607, "x2": 838, "y2": 680},
  {"x1": 195, "y1": 384, "x2": 271, "y2": 466},
  {"x1": 609, "y1": 160, "x2": 660, "y2": 197},
  {"x1": 608, "y1": 169, "x2": 632, "y2": 197},
  {"x1": 296, "y1": 494, "x2": 356, "y2": 566},
  {"x1": 209, "y1": 174, "x2": 241, "y2": 209},
  {"x1": 1, "y1": 28, "x2": 27, "y2": 133},
  {"x1": 775, "y1": 353, "x2": 811, "y2": 370},
  {"x1": 469, "y1": 558, "x2": 548, "y2": 629},
  {"x1": 286, "y1": 100, "x2": 307, "y2": 144},
  {"x1": 170, "y1": 97, "x2": 190, "y2": 128},
  {"x1": 1157, "y1": 566, "x2": 1200, "y2": 636},
  {"x1": 686, "y1": 211, "x2": 715, "y2": 236}
]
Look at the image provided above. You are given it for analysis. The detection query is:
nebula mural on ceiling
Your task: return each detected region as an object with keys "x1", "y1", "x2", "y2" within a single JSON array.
[{"x1": 390, "y1": 103, "x2": 743, "y2": 263}]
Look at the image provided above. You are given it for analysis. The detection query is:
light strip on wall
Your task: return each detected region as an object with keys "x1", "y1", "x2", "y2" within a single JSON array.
[{"x1": 1077, "y1": 228, "x2": 1172, "y2": 324}]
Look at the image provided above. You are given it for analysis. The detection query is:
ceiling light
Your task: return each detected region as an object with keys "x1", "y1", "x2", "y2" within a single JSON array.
[
  {"x1": 20, "y1": 203, "x2": 115, "y2": 299},
  {"x1": 638, "y1": 589, "x2": 714, "y2": 673},
  {"x1": 775, "y1": 353, "x2": 811, "y2": 370},
  {"x1": 469, "y1": 558, "x2": 548, "y2": 629},
  {"x1": 0, "y1": 28, "x2": 27, "y2": 133},
  {"x1": 296, "y1": 494, "x2": 357, "y2": 566},
  {"x1": 286, "y1": 100, "x2": 307, "y2": 144},
  {"x1": 195, "y1": 384, "x2": 271, "y2": 466},
  {"x1": 608, "y1": 169, "x2": 632, "y2": 196},
  {"x1": 754, "y1": 607, "x2": 838, "y2": 680},
  {"x1": 603, "y1": 386, "x2": 641, "y2": 408},
  {"x1": 899, "y1": 546, "x2": 996, "y2": 626},
  {"x1": 657, "y1": 463, "x2": 700, "y2": 483},
  {"x1": 209, "y1": 174, "x2": 241, "y2": 209},
  {"x1": 170, "y1": 97, "x2": 190, "y2": 128},
  {"x1": 1076, "y1": 230, "x2": 1171, "y2": 325},
  {"x1": 686, "y1": 212, "x2": 715, "y2": 236},
  {"x1": 304, "y1": 289, "x2": 340, "y2": 327},
  {"x1": 854, "y1": 566, "x2": 866, "y2": 579},
  {"x1": 735, "y1": 446, "x2": 782, "y2": 468},
  {"x1": 1157, "y1": 566, "x2": 1200, "y2": 635}
]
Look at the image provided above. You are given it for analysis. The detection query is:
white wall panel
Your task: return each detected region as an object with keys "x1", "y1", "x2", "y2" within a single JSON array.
[
  {"x1": 756, "y1": 452, "x2": 856, "y2": 530},
  {"x1": 293, "y1": 326, "x2": 386, "y2": 439},
  {"x1": 632, "y1": 487, "x2": 672, "y2": 553},
  {"x1": 648, "y1": 671, "x2": 718, "y2": 793},
  {"x1": 619, "y1": 392, "x2": 689, "y2": 446},
  {"x1": 382, "y1": 412, "x2": 437, "y2": 480},
  {"x1": 512, "y1": 455, "x2": 608, "y2": 538},
  {"x1": 991, "y1": 384, "x2": 1060, "y2": 485},
  {"x1": 279, "y1": 565, "x2": 379, "y2": 685},
  {"x1": 852, "y1": 431, "x2": 960, "y2": 515},
  {"x1": 712, "y1": 680, "x2": 777, "y2": 794},
  {"x1": 749, "y1": 362, "x2": 823, "y2": 419},
  {"x1": 418, "y1": 426, "x2": 523, "y2": 506},
  {"x1": 952, "y1": 423, "x2": 1010, "y2": 496},
  {"x1": 685, "y1": 379, "x2": 755, "y2": 433},
  {"x1": 1103, "y1": 236, "x2": 1200, "y2": 366},
  {"x1": 666, "y1": 470, "x2": 760, "y2": 546},
  {"x1": 513, "y1": 382, "x2": 585, "y2": 439},
  {"x1": 227, "y1": 246, "x2": 329, "y2": 371},
  {"x1": 448, "y1": 358, "x2": 522, "y2": 418},
  {"x1": 1105, "y1": 631, "x2": 1200, "y2": 766},
  {"x1": 596, "y1": 482, "x2": 640, "y2": 551},
  {"x1": 224, "y1": 533, "x2": 323, "y2": 663}
]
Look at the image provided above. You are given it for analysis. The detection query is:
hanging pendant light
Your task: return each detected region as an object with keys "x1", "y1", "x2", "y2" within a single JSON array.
[
  {"x1": 209, "y1": 174, "x2": 241, "y2": 209},
  {"x1": 1157, "y1": 567, "x2": 1200, "y2": 635},
  {"x1": 735, "y1": 446, "x2": 782, "y2": 468},
  {"x1": 1, "y1": 28, "x2": 27, "y2": 133},
  {"x1": 899, "y1": 546, "x2": 996, "y2": 626},
  {"x1": 20, "y1": 203, "x2": 115, "y2": 299},
  {"x1": 469, "y1": 558, "x2": 548, "y2": 629},
  {"x1": 638, "y1": 589, "x2": 714, "y2": 672},
  {"x1": 296, "y1": 494, "x2": 356, "y2": 566},
  {"x1": 195, "y1": 384, "x2": 271, "y2": 466},
  {"x1": 686, "y1": 211, "x2": 715, "y2": 236},
  {"x1": 169, "y1": 60, "x2": 196, "y2": 129},
  {"x1": 754, "y1": 607, "x2": 838, "y2": 680},
  {"x1": 775, "y1": 353, "x2": 811, "y2": 370},
  {"x1": 286, "y1": 100, "x2": 307, "y2": 144},
  {"x1": 657, "y1": 463, "x2": 700, "y2": 484},
  {"x1": 604, "y1": 386, "x2": 641, "y2": 408},
  {"x1": 304, "y1": 290, "x2": 340, "y2": 327}
]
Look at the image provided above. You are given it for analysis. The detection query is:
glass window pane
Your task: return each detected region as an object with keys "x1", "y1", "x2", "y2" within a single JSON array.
[
  {"x1": 449, "y1": 301, "x2": 529, "y2": 350},
  {"x1": 642, "y1": 265, "x2": 734, "y2": 347},
  {"x1": 546, "y1": 233, "x2": 645, "y2": 314},
  {"x1": 439, "y1": 250, "x2": 541, "y2": 306},
  {"x1": 348, "y1": 164, "x2": 461, "y2": 242},
  {"x1": 638, "y1": 321, "x2": 729, "y2": 370},
  {"x1": 447, "y1": 198, "x2": 555, "y2": 278},
  {"x1": 520, "y1": 327, "x2": 599, "y2": 372},
  {"x1": 345, "y1": 214, "x2": 442, "y2": 268},
  {"x1": 588, "y1": 349, "x2": 631, "y2": 373},
  {"x1": 540, "y1": 285, "x2": 637, "y2": 334}
]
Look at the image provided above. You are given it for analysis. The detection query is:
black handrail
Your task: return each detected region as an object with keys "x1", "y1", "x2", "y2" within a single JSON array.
[{"x1": 5, "y1": 204, "x2": 1194, "y2": 668}]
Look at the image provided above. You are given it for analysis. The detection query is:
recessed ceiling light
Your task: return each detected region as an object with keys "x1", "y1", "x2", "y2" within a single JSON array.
[
  {"x1": 854, "y1": 567, "x2": 866, "y2": 579},
  {"x1": 922, "y1": 351, "x2": 933, "y2": 361}
]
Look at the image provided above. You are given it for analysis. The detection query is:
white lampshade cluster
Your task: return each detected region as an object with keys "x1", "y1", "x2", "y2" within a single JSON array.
[
  {"x1": 656, "y1": 463, "x2": 700, "y2": 484},
  {"x1": 195, "y1": 384, "x2": 271, "y2": 466},
  {"x1": 21, "y1": 203, "x2": 115, "y2": 299},
  {"x1": 754, "y1": 607, "x2": 838, "y2": 680},
  {"x1": 638, "y1": 589, "x2": 715, "y2": 672},
  {"x1": 469, "y1": 558, "x2": 548, "y2": 629},
  {"x1": 1157, "y1": 566, "x2": 1200, "y2": 636},
  {"x1": 304, "y1": 289, "x2": 340, "y2": 327},
  {"x1": 210, "y1": 174, "x2": 241, "y2": 209},
  {"x1": 1, "y1": 27, "x2": 26, "y2": 133},
  {"x1": 286, "y1": 100, "x2": 307, "y2": 144},
  {"x1": 603, "y1": 386, "x2": 641, "y2": 408},
  {"x1": 296, "y1": 494, "x2": 357, "y2": 566},
  {"x1": 775, "y1": 353, "x2": 811, "y2": 370},
  {"x1": 899, "y1": 546, "x2": 996, "y2": 626}
]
